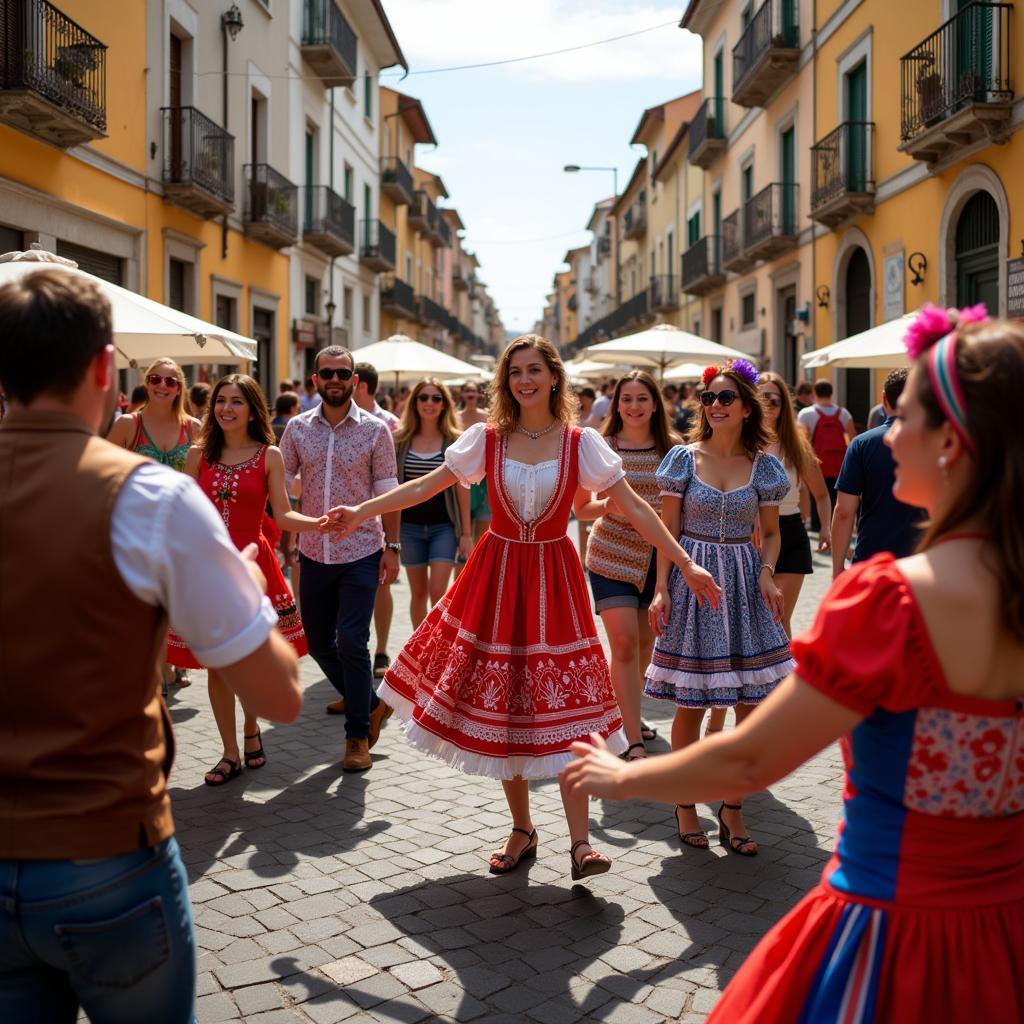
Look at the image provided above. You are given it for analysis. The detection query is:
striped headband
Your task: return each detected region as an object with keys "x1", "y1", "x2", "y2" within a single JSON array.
[{"x1": 927, "y1": 332, "x2": 976, "y2": 455}]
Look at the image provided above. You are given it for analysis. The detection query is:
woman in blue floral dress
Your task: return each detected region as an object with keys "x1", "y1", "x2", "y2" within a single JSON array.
[{"x1": 645, "y1": 360, "x2": 793, "y2": 854}]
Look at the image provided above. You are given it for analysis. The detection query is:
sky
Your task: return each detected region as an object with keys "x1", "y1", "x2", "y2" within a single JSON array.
[{"x1": 379, "y1": 1, "x2": 703, "y2": 335}]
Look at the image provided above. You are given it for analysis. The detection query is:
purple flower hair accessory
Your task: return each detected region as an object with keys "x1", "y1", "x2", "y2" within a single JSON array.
[{"x1": 727, "y1": 358, "x2": 759, "y2": 387}]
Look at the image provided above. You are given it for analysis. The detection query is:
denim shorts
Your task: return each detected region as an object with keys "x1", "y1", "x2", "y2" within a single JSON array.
[
  {"x1": 400, "y1": 521, "x2": 458, "y2": 567},
  {"x1": 589, "y1": 557, "x2": 658, "y2": 612}
]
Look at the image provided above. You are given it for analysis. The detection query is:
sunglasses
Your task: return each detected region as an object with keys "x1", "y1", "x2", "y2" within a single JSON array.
[
  {"x1": 417, "y1": 393, "x2": 444, "y2": 404},
  {"x1": 146, "y1": 374, "x2": 179, "y2": 388},
  {"x1": 316, "y1": 367, "x2": 353, "y2": 381},
  {"x1": 700, "y1": 389, "x2": 739, "y2": 407},
  {"x1": 761, "y1": 395, "x2": 783, "y2": 408}
]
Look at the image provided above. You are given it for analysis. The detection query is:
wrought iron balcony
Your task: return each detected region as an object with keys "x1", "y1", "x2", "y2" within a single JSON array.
[
  {"x1": 302, "y1": 185, "x2": 354, "y2": 256},
  {"x1": 243, "y1": 164, "x2": 298, "y2": 248},
  {"x1": 380, "y1": 156, "x2": 413, "y2": 204},
  {"x1": 743, "y1": 182, "x2": 798, "y2": 262},
  {"x1": 681, "y1": 236, "x2": 726, "y2": 296},
  {"x1": 722, "y1": 209, "x2": 755, "y2": 273},
  {"x1": 688, "y1": 98, "x2": 726, "y2": 169},
  {"x1": 649, "y1": 275, "x2": 679, "y2": 312},
  {"x1": 408, "y1": 189, "x2": 438, "y2": 236},
  {"x1": 161, "y1": 106, "x2": 234, "y2": 217},
  {"x1": 732, "y1": 0, "x2": 800, "y2": 107},
  {"x1": 810, "y1": 122, "x2": 875, "y2": 228},
  {"x1": 623, "y1": 192, "x2": 647, "y2": 240},
  {"x1": 898, "y1": 3, "x2": 1014, "y2": 167},
  {"x1": 300, "y1": 0, "x2": 357, "y2": 88},
  {"x1": 452, "y1": 266, "x2": 469, "y2": 292},
  {"x1": 417, "y1": 294, "x2": 447, "y2": 326},
  {"x1": 380, "y1": 275, "x2": 416, "y2": 317},
  {"x1": 359, "y1": 219, "x2": 396, "y2": 272},
  {"x1": 436, "y1": 216, "x2": 452, "y2": 248},
  {"x1": 0, "y1": 0, "x2": 106, "y2": 147}
]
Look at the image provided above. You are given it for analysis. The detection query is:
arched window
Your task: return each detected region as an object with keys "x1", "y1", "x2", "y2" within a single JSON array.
[{"x1": 955, "y1": 191, "x2": 999, "y2": 313}]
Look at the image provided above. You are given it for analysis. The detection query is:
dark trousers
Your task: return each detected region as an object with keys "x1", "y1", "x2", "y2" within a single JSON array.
[
  {"x1": 811, "y1": 476, "x2": 839, "y2": 532},
  {"x1": 299, "y1": 550, "x2": 381, "y2": 739}
]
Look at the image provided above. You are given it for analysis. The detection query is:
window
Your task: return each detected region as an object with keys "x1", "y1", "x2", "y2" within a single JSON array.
[
  {"x1": 304, "y1": 275, "x2": 318, "y2": 316},
  {"x1": 252, "y1": 307, "x2": 274, "y2": 396},
  {"x1": 405, "y1": 253, "x2": 412, "y2": 281},
  {"x1": 215, "y1": 294, "x2": 237, "y2": 331},
  {"x1": 362, "y1": 293, "x2": 371, "y2": 334},
  {"x1": 741, "y1": 292, "x2": 756, "y2": 327},
  {"x1": 343, "y1": 165, "x2": 353, "y2": 203},
  {"x1": 363, "y1": 73, "x2": 372, "y2": 120},
  {"x1": 343, "y1": 286, "x2": 353, "y2": 323},
  {"x1": 168, "y1": 258, "x2": 188, "y2": 312},
  {"x1": 650, "y1": 149, "x2": 658, "y2": 183},
  {"x1": 742, "y1": 165, "x2": 754, "y2": 204},
  {"x1": 687, "y1": 212, "x2": 701, "y2": 246},
  {"x1": 711, "y1": 307, "x2": 723, "y2": 343}
]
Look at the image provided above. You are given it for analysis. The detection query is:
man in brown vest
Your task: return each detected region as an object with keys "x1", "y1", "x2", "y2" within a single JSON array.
[{"x1": 0, "y1": 269, "x2": 303, "y2": 1023}]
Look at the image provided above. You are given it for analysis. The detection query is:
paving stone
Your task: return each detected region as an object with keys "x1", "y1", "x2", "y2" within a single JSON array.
[
  {"x1": 388, "y1": 959, "x2": 445, "y2": 990},
  {"x1": 195, "y1": 992, "x2": 240, "y2": 1022},
  {"x1": 320, "y1": 955, "x2": 378, "y2": 986},
  {"x1": 234, "y1": 984, "x2": 286, "y2": 1016}
]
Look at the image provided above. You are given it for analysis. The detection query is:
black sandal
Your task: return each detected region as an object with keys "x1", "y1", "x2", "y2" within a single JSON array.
[
  {"x1": 717, "y1": 801, "x2": 758, "y2": 856},
  {"x1": 204, "y1": 757, "x2": 241, "y2": 787},
  {"x1": 570, "y1": 840, "x2": 612, "y2": 881},
  {"x1": 243, "y1": 730, "x2": 266, "y2": 770},
  {"x1": 488, "y1": 827, "x2": 538, "y2": 875},
  {"x1": 675, "y1": 804, "x2": 709, "y2": 848},
  {"x1": 640, "y1": 720, "x2": 658, "y2": 741},
  {"x1": 622, "y1": 742, "x2": 647, "y2": 761}
]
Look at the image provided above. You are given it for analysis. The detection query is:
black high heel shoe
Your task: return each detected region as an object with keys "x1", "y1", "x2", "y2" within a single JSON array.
[
  {"x1": 717, "y1": 801, "x2": 758, "y2": 856},
  {"x1": 675, "y1": 804, "x2": 709, "y2": 848}
]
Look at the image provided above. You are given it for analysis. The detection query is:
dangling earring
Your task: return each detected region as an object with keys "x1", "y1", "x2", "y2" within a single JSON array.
[{"x1": 938, "y1": 454, "x2": 949, "y2": 481}]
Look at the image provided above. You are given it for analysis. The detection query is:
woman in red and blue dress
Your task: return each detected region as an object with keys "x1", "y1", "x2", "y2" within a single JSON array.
[
  {"x1": 564, "y1": 306, "x2": 1024, "y2": 1020},
  {"x1": 167, "y1": 374, "x2": 321, "y2": 786}
]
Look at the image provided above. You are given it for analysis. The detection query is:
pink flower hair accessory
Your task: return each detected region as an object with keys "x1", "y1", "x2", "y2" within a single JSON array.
[{"x1": 904, "y1": 303, "x2": 954, "y2": 360}]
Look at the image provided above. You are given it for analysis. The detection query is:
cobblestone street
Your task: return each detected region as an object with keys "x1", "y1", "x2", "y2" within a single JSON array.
[{"x1": 167, "y1": 541, "x2": 839, "y2": 1023}]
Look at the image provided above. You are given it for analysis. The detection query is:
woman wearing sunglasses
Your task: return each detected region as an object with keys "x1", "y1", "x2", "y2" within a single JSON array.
[
  {"x1": 757, "y1": 371, "x2": 832, "y2": 638},
  {"x1": 644, "y1": 359, "x2": 793, "y2": 855},
  {"x1": 394, "y1": 378, "x2": 473, "y2": 628},
  {"x1": 457, "y1": 381, "x2": 491, "y2": 545}
]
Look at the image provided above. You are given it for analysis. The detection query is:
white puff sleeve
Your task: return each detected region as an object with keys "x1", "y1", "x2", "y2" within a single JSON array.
[
  {"x1": 444, "y1": 421, "x2": 488, "y2": 486},
  {"x1": 578, "y1": 428, "x2": 625, "y2": 492}
]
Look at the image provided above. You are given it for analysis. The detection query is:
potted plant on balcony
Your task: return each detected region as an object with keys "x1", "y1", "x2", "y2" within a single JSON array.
[{"x1": 917, "y1": 70, "x2": 945, "y2": 127}]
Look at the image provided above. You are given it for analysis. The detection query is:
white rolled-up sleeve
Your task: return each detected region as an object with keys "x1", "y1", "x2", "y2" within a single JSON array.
[
  {"x1": 578, "y1": 427, "x2": 625, "y2": 491},
  {"x1": 444, "y1": 421, "x2": 487, "y2": 486},
  {"x1": 111, "y1": 464, "x2": 277, "y2": 668}
]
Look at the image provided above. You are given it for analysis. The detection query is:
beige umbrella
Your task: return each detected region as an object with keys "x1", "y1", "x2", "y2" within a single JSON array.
[
  {"x1": 355, "y1": 334, "x2": 491, "y2": 389},
  {"x1": 802, "y1": 313, "x2": 915, "y2": 370},
  {"x1": 585, "y1": 323, "x2": 748, "y2": 379},
  {"x1": 662, "y1": 362, "x2": 706, "y2": 382}
]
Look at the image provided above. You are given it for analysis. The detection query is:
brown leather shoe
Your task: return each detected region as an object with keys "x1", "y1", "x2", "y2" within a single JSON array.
[
  {"x1": 342, "y1": 737, "x2": 371, "y2": 772},
  {"x1": 326, "y1": 698, "x2": 346, "y2": 715},
  {"x1": 368, "y1": 701, "x2": 393, "y2": 749}
]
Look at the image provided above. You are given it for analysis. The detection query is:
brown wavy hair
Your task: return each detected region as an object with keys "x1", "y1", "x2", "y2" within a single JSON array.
[
  {"x1": 759, "y1": 371, "x2": 813, "y2": 479},
  {"x1": 140, "y1": 358, "x2": 190, "y2": 424},
  {"x1": 199, "y1": 373, "x2": 274, "y2": 464},
  {"x1": 488, "y1": 334, "x2": 578, "y2": 435},
  {"x1": 394, "y1": 377, "x2": 461, "y2": 445},
  {"x1": 913, "y1": 319, "x2": 1024, "y2": 640},
  {"x1": 687, "y1": 367, "x2": 771, "y2": 457},
  {"x1": 601, "y1": 370, "x2": 680, "y2": 457}
]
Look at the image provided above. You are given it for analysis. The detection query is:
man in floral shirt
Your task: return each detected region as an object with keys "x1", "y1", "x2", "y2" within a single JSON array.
[{"x1": 280, "y1": 346, "x2": 399, "y2": 771}]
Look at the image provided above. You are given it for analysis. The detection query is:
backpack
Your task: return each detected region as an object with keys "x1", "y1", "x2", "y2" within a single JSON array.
[{"x1": 811, "y1": 405, "x2": 847, "y2": 477}]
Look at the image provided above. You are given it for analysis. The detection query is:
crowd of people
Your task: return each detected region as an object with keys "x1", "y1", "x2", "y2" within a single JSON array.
[{"x1": 3, "y1": 267, "x2": 1023, "y2": 1023}]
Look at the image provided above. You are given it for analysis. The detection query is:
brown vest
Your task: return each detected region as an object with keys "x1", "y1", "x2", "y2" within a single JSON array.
[{"x1": 0, "y1": 409, "x2": 175, "y2": 858}]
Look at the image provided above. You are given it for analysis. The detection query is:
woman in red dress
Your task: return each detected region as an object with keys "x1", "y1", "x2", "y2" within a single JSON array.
[
  {"x1": 324, "y1": 335, "x2": 721, "y2": 879},
  {"x1": 565, "y1": 308, "x2": 1024, "y2": 1020},
  {"x1": 167, "y1": 374, "x2": 321, "y2": 786}
]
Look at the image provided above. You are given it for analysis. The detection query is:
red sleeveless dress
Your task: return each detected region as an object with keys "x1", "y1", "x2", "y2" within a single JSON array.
[
  {"x1": 166, "y1": 446, "x2": 306, "y2": 667},
  {"x1": 378, "y1": 424, "x2": 626, "y2": 779}
]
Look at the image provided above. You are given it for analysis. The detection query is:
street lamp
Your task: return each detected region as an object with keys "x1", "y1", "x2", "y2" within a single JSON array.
[{"x1": 564, "y1": 164, "x2": 620, "y2": 307}]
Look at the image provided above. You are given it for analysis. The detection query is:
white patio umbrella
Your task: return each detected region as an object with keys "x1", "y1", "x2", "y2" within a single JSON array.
[
  {"x1": 801, "y1": 313, "x2": 915, "y2": 370},
  {"x1": 662, "y1": 362, "x2": 706, "y2": 383},
  {"x1": 355, "y1": 334, "x2": 489, "y2": 388},
  {"x1": 562, "y1": 358, "x2": 625, "y2": 382},
  {"x1": 585, "y1": 324, "x2": 749, "y2": 379},
  {"x1": 0, "y1": 250, "x2": 257, "y2": 367}
]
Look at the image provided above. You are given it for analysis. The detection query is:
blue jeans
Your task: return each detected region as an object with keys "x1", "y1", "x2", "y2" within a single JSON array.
[
  {"x1": 300, "y1": 550, "x2": 381, "y2": 739},
  {"x1": 399, "y1": 520, "x2": 457, "y2": 568},
  {"x1": 0, "y1": 836, "x2": 195, "y2": 1023}
]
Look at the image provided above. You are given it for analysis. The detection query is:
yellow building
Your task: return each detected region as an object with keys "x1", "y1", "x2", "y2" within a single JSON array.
[{"x1": 809, "y1": 0, "x2": 1023, "y2": 423}]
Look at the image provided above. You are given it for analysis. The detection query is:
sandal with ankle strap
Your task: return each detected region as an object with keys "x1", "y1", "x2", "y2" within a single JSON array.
[
  {"x1": 621, "y1": 742, "x2": 647, "y2": 762},
  {"x1": 717, "y1": 801, "x2": 758, "y2": 856},
  {"x1": 204, "y1": 757, "x2": 241, "y2": 787},
  {"x1": 243, "y1": 729, "x2": 266, "y2": 770},
  {"x1": 640, "y1": 720, "x2": 658, "y2": 741},
  {"x1": 488, "y1": 827, "x2": 537, "y2": 875},
  {"x1": 570, "y1": 840, "x2": 612, "y2": 881},
  {"x1": 675, "y1": 804, "x2": 709, "y2": 848}
]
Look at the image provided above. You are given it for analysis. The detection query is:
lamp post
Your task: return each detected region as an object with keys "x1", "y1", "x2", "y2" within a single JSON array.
[{"x1": 564, "y1": 164, "x2": 620, "y2": 308}]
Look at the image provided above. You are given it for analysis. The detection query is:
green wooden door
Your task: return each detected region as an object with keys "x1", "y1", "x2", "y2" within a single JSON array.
[
  {"x1": 957, "y1": 0, "x2": 993, "y2": 104},
  {"x1": 780, "y1": 126, "x2": 795, "y2": 235},
  {"x1": 713, "y1": 51, "x2": 724, "y2": 131},
  {"x1": 304, "y1": 130, "x2": 314, "y2": 230},
  {"x1": 780, "y1": 0, "x2": 797, "y2": 45},
  {"x1": 712, "y1": 191, "x2": 722, "y2": 270},
  {"x1": 845, "y1": 61, "x2": 868, "y2": 192}
]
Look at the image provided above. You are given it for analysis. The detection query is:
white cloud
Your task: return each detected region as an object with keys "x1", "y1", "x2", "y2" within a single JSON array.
[{"x1": 383, "y1": 0, "x2": 701, "y2": 84}]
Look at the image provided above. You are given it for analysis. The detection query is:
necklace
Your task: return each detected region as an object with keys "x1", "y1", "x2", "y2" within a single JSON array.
[{"x1": 516, "y1": 420, "x2": 559, "y2": 440}]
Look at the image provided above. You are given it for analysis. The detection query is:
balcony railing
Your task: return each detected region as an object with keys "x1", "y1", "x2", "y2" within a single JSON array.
[
  {"x1": 359, "y1": 219, "x2": 396, "y2": 272},
  {"x1": 243, "y1": 163, "x2": 298, "y2": 248},
  {"x1": 810, "y1": 122, "x2": 875, "y2": 228},
  {"x1": 732, "y1": 0, "x2": 800, "y2": 107},
  {"x1": 898, "y1": 3, "x2": 1014, "y2": 165},
  {"x1": 722, "y1": 209, "x2": 754, "y2": 273},
  {"x1": 452, "y1": 266, "x2": 469, "y2": 292},
  {"x1": 744, "y1": 182, "x2": 798, "y2": 261},
  {"x1": 417, "y1": 294, "x2": 447, "y2": 326},
  {"x1": 437, "y1": 216, "x2": 452, "y2": 247},
  {"x1": 0, "y1": 0, "x2": 107, "y2": 146},
  {"x1": 380, "y1": 156, "x2": 413, "y2": 204},
  {"x1": 380, "y1": 275, "x2": 416, "y2": 317},
  {"x1": 161, "y1": 106, "x2": 234, "y2": 217},
  {"x1": 574, "y1": 288, "x2": 651, "y2": 348},
  {"x1": 688, "y1": 97, "x2": 726, "y2": 169},
  {"x1": 300, "y1": 0, "x2": 357, "y2": 88},
  {"x1": 408, "y1": 189, "x2": 438, "y2": 235},
  {"x1": 681, "y1": 236, "x2": 726, "y2": 296},
  {"x1": 649, "y1": 275, "x2": 679, "y2": 312},
  {"x1": 303, "y1": 185, "x2": 355, "y2": 257},
  {"x1": 623, "y1": 192, "x2": 647, "y2": 240}
]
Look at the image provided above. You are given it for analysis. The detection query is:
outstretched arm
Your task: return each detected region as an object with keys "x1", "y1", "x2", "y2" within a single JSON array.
[{"x1": 322, "y1": 464, "x2": 459, "y2": 533}]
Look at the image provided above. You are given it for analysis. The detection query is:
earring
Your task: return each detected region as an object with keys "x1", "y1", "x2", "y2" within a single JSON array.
[{"x1": 938, "y1": 455, "x2": 948, "y2": 468}]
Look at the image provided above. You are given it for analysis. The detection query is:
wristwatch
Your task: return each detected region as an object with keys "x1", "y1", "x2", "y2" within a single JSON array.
[{"x1": 385, "y1": 542, "x2": 401, "y2": 553}]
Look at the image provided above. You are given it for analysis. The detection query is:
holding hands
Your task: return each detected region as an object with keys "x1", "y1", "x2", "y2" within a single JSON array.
[{"x1": 319, "y1": 504, "x2": 364, "y2": 536}]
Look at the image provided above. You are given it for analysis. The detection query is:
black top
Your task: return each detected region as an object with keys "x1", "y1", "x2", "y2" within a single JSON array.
[{"x1": 401, "y1": 449, "x2": 450, "y2": 526}]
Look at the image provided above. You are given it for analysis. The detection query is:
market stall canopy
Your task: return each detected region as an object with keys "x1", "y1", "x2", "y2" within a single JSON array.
[
  {"x1": 801, "y1": 313, "x2": 915, "y2": 370},
  {"x1": 356, "y1": 334, "x2": 489, "y2": 386},
  {"x1": 0, "y1": 249, "x2": 257, "y2": 366},
  {"x1": 584, "y1": 324, "x2": 748, "y2": 377}
]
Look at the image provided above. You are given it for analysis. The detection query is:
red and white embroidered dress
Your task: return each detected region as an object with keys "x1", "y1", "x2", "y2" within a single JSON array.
[{"x1": 378, "y1": 422, "x2": 628, "y2": 779}]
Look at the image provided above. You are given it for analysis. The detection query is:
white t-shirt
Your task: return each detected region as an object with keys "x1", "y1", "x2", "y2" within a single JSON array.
[
  {"x1": 110, "y1": 463, "x2": 277, "y2": 667},
  {"x1": 445, "y1": 423, "x2": 624, "y2": 522},
  {"x1": 797, "y1": 403, "x2": 854, "y2": 437}
]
